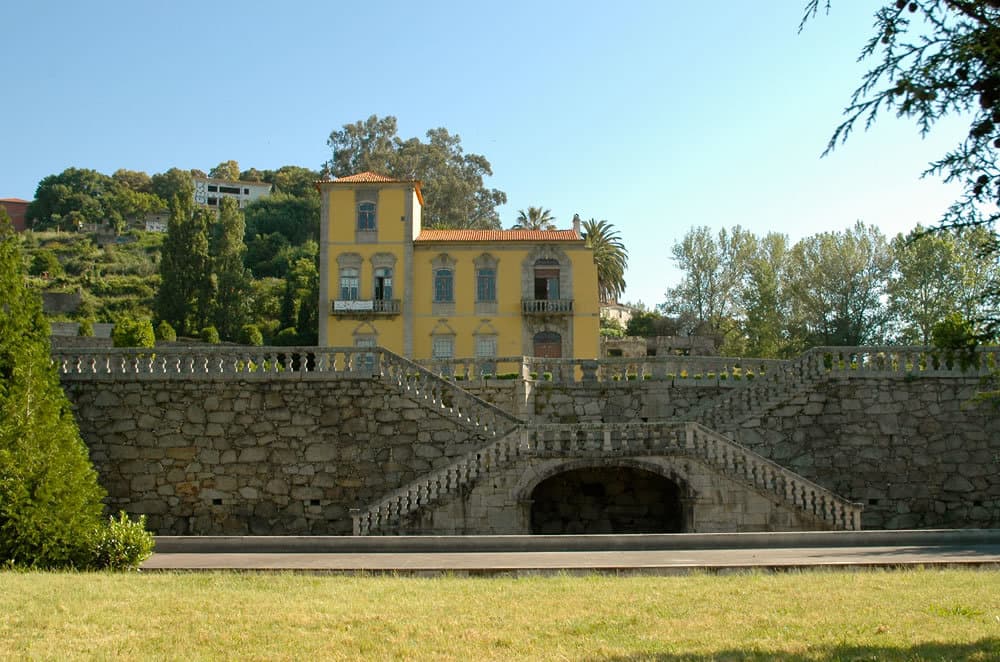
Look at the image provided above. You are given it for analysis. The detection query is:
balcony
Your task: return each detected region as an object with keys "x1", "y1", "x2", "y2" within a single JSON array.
[
  {"x1": 522, "y1": 298, "x2": 574, "y2": 315},
  {"x1": 331, "y1": 299, "x2": 401, "y2": 318}
]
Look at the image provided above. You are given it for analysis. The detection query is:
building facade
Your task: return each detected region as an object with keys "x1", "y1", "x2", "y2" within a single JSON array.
[
  {"x1": 317, "y1": 172, "x2": 600, "y2": 361},
  {"x1": 192, "y1": 176, "x2": 272, "y2": 210},
  {"x1": 0, "y1": 198, "x2": 29, "y2": 232}
]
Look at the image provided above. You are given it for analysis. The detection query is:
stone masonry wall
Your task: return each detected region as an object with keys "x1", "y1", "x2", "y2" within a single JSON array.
[
  {"x1": 65, "y1": 377, "x2": 489, "y2": 535},
  {"x1": 729, "y1": 376, "x2": 1000, "y2": 530}
]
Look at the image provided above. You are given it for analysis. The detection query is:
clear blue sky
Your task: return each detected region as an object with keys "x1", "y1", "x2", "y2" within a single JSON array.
[{"x1": 0, "y1": 1, "x2": 968, "y2": 307}]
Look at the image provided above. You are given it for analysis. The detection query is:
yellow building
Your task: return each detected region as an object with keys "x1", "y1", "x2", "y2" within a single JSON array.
[{"x1": 317, "y1": 172, "x2": 600, "y2": 361}]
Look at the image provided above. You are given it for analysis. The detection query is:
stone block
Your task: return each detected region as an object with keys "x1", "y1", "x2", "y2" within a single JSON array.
[{"x1": 238, "y1": 448, "x2": 269, "y2": 463}]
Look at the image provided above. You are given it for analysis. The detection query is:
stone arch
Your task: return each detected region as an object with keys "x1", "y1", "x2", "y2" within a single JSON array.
[{"x1": 514, "y1": 458, "x2": 693, "y2": 534}]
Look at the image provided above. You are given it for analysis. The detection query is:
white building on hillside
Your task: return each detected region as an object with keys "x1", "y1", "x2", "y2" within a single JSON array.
[{"x1": 193, "y1": 176, "x2": 272, "y2": 210}]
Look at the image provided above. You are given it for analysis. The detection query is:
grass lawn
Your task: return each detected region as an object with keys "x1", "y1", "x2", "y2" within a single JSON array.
[{"x1": 2, "y1": 568, "x2": 998, "y2": 660}]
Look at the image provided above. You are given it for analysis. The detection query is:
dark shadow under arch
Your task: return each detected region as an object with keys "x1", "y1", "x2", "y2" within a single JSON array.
[{"x1": 529, "y1": 465, "x2": 685, "y2": 534}]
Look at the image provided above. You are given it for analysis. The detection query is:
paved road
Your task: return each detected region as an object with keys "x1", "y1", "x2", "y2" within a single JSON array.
[{"x1": 143, "y1": 537, "x2": 1000, "y2": 574}]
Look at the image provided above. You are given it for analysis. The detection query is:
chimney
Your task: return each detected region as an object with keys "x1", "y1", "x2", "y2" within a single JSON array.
[{"x1": 572, "y1": 213, "x2": 581, "y2": 236}]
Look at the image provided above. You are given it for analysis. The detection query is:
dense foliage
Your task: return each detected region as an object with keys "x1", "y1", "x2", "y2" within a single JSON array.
[
  {"x1": 661, "y1": 221, "x2": 999, "y2": 356},
  {"x1": 326, "y1": 115, "x2": 507, "y2": 229},
  {"x1": 0, "y1": 211, "x2": 106, "y2": 568}
]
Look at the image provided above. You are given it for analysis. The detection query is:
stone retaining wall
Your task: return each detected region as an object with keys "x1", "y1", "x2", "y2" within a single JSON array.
[
  {"x1": 66, "y1": 378, "x2": 490, "y2": 534},
  {"x1": 728, "y1": 375, "x2": 1000, "y2": 530}
]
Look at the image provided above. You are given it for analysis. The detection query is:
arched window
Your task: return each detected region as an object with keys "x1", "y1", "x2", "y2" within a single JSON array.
[
  {"x1": 357, "y1": 201, "x2": 376, "y2": 231},
  {"x1": 434, "y1": 268, "x2": 453, "y2": 303}
]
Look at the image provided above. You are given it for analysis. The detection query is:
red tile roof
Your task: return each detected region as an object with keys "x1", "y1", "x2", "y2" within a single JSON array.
[
  {"x1": 0, "y1": 198, "x2": 29, "y2": 203},
  {"x1": 416, "y1": 229, "x2": 582, "y2": 242},
  {"x1": 333, "y1": 171, "x2": 405, "y2": 183}
]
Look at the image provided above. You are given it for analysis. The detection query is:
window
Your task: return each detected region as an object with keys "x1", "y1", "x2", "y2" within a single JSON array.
[
  {"x1": 432, "y1": 336, "x2": 454, "y2": 359},
  {"x1": 434, "y1": 268, "x2": 453, "y2": 302},
  {"x1": 340, "y1": 267, "x2": 359, "y2": 300},
  {"x1": 534, "y1": 259, "x2": 560, "y2": 300},
  {"x1": 373, "y1": 267, "x2": 392, "y2": 300},
  {"x1": 357, "y1": 201, "x2": 376, "y2": 231},
  {"x1": 354, "y1": 336, "x2": 376, "y2": 373},
  {"x1": 476, "y1": 267, "x2": 496, "y2": 302},
  {"x1": 475, "y1": 335, "x2": 497, "y2": 359}
]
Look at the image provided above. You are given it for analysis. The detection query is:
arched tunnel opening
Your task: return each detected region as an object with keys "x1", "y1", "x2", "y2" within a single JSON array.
[{"x1": 529, "y1": 466, "x2": 685, "y2": 534}]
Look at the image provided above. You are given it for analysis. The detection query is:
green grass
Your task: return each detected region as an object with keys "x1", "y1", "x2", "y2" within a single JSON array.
[{"x1": 1, "y1": 568, "x2": 998, "y2": 660}]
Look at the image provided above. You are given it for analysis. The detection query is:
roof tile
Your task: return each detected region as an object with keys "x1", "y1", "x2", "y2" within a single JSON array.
[{"x1": 415, "y1": 229, "x2": 582, "y2": 242}]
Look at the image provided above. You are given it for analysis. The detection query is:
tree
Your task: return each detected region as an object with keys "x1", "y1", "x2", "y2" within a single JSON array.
[
  {"x1": 513, "y1": 207, "x2": 556, "y2": 231},
  {"x1": 741, "y1": 232, "x2": 793, "y2": 357},
  {"x1": 26, "y1": 168, "x2": 113, "y2": 230},
  {"x1": 150, "y1": 168, "x2": 194, "y2": 205},
  {"x1": 888, "y1": 226, "x2": 966, "y2": 344},
  {"x1": 0, "y1": 210, "x2": 106, "y2": 567},
  {"x1": 244, "y1": 193, "x2": 320, "y2": 246},
  {"x1": 111, "y1": 169, "x2": 152, "y2": 194},
  {"x1": 581, "y1": 217, "x2": 629, "y2": 304},
  {"x1": 209, "y1": 160, "x2": 241, "y2": 181},
  {"x1": 802, "y1": 0, "x2": 1000, "y2": 335},
  {"x1": 155, "y1": 195, "x2": 211, "y2": 336},
  {"x1": 326, "y1": 115, "x2": 507, "y2": 229},
  {"x1": 211, "y1": 198, "x2": 253, "y2": 340},
  {"x1": 786, "y1": 221, "x2": 893, "y2": 347},
  {"x1": 662, "y1": 225, "x2": 755, "y2": 335},
  {"x1": 267, "y1": 165, "x2": 321, "y2": 199}
]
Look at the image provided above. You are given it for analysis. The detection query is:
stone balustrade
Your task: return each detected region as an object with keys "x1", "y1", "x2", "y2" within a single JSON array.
[
  {"x1": 690, "y1": 345, "x2": 1000, "y2": 432},
  {"x1": 378, "y1": 348, "x2": 522, "y2": 438},
  {"x1": 352, "y1": 421, "x2": 863, "y2": 535},
  {"x1": 54, "y1": 346, "x2": 378, "y2": 379}
]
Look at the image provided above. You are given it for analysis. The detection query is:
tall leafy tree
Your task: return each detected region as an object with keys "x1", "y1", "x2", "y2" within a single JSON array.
[
  {"x1": 786, "y1": 221, "x2": 893, "y2": 347},
  {"x1": 662, "y1": 225, "x2": 755, "y2": 335},
  {"x1": 267, "y1": 165, "x2": 321, "y2": 199},
  {"x1": 0, "y1": 210, "x2": 106, "y2": 568},
  {"x1": 802, "y1": 0, "x2": 1000, "y2": 335},
  {"x1": 741, "y1": 232, "x2": 793, "y2": 357},
  {"x1": 581, "y1": 217, "x2": 629, "y2": 304},
  {"x1": 26, "y1": 168, "x2": 113, "y2": 230},
  {"x1": 326, "y1": 115, "x2": 507, "y2": 229},
  {"x1": 212, "y1": 198, "x2": 253, "y2": 341},
  {"x1": 150, "y1": 168, "x2": 195, "y2": 206},
  {"x1": 513, "y1": 207, "x2": 556, "y2": 231},
  {"x1": 888, "y1": 227, "x2": 966, "y2": 344},
  {"x1": 155, "y1": 195, "x2": 211, "y2": 336},
  {"x1": 208, "y1": 160, "x2": 241, "y2": 181}
]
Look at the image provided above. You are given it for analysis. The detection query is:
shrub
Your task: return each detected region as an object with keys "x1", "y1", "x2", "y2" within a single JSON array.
[
  {"x1": 112, "y1": 317, "x2": 155, "y2": 348},
  {"x1": 29, "y1": 249, "x2": 63, "y2": 277},
  {"x1": 92, "y1": 511, "x2": 154, "y2": 571},
  {"x1": 239, "y1": 324, "x2": 263, "y2": 347},
  {"x1": 155, "y1": 320, "x2": 176, "y2": 342},
  {"x1": 273, "y1": 327, "x2": 300, "y2": 346},
  {"x1": 77, "y1": 319, "x2": 94, "y2": 337},
  {"x1": 200, "y1": 326, "x2": 220, "y2": 344}
]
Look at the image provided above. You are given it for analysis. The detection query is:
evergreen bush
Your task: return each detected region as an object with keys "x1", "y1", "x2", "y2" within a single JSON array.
[
  {"x1": 200, "y1": 326, "x2": 220, "y2": 344},
  {"x1": 0, "y1": 213, "x2": 107, "y2": 568},
  {"x1": 155, "y1": 320, "x2": 176, "y2": 342},
  {"x1": 239, "y1": 324, "x2": 263, "y2": 347},
  {"x1": 112, "y1": 317, "x2": 155, "y2": 348}
]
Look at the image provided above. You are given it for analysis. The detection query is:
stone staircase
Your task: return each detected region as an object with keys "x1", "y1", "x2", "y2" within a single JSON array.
[
  {"x1": 686, "y1": 345, "x2": 997, "y2": 433},
  {"x1": 352, "y1": 420, "x2": 863, "y2": 535},
  {"x1": 376, "y1": 348, "x2": 522, "y2": 438}
]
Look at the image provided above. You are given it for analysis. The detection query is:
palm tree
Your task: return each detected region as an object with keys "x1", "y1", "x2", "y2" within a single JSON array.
[
  {"x1": 512, "y1": 206, "x2": 556, "y2": 231},
  {"x1": 582, "y1": 217, "x2": 629, "y2": 304}
]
